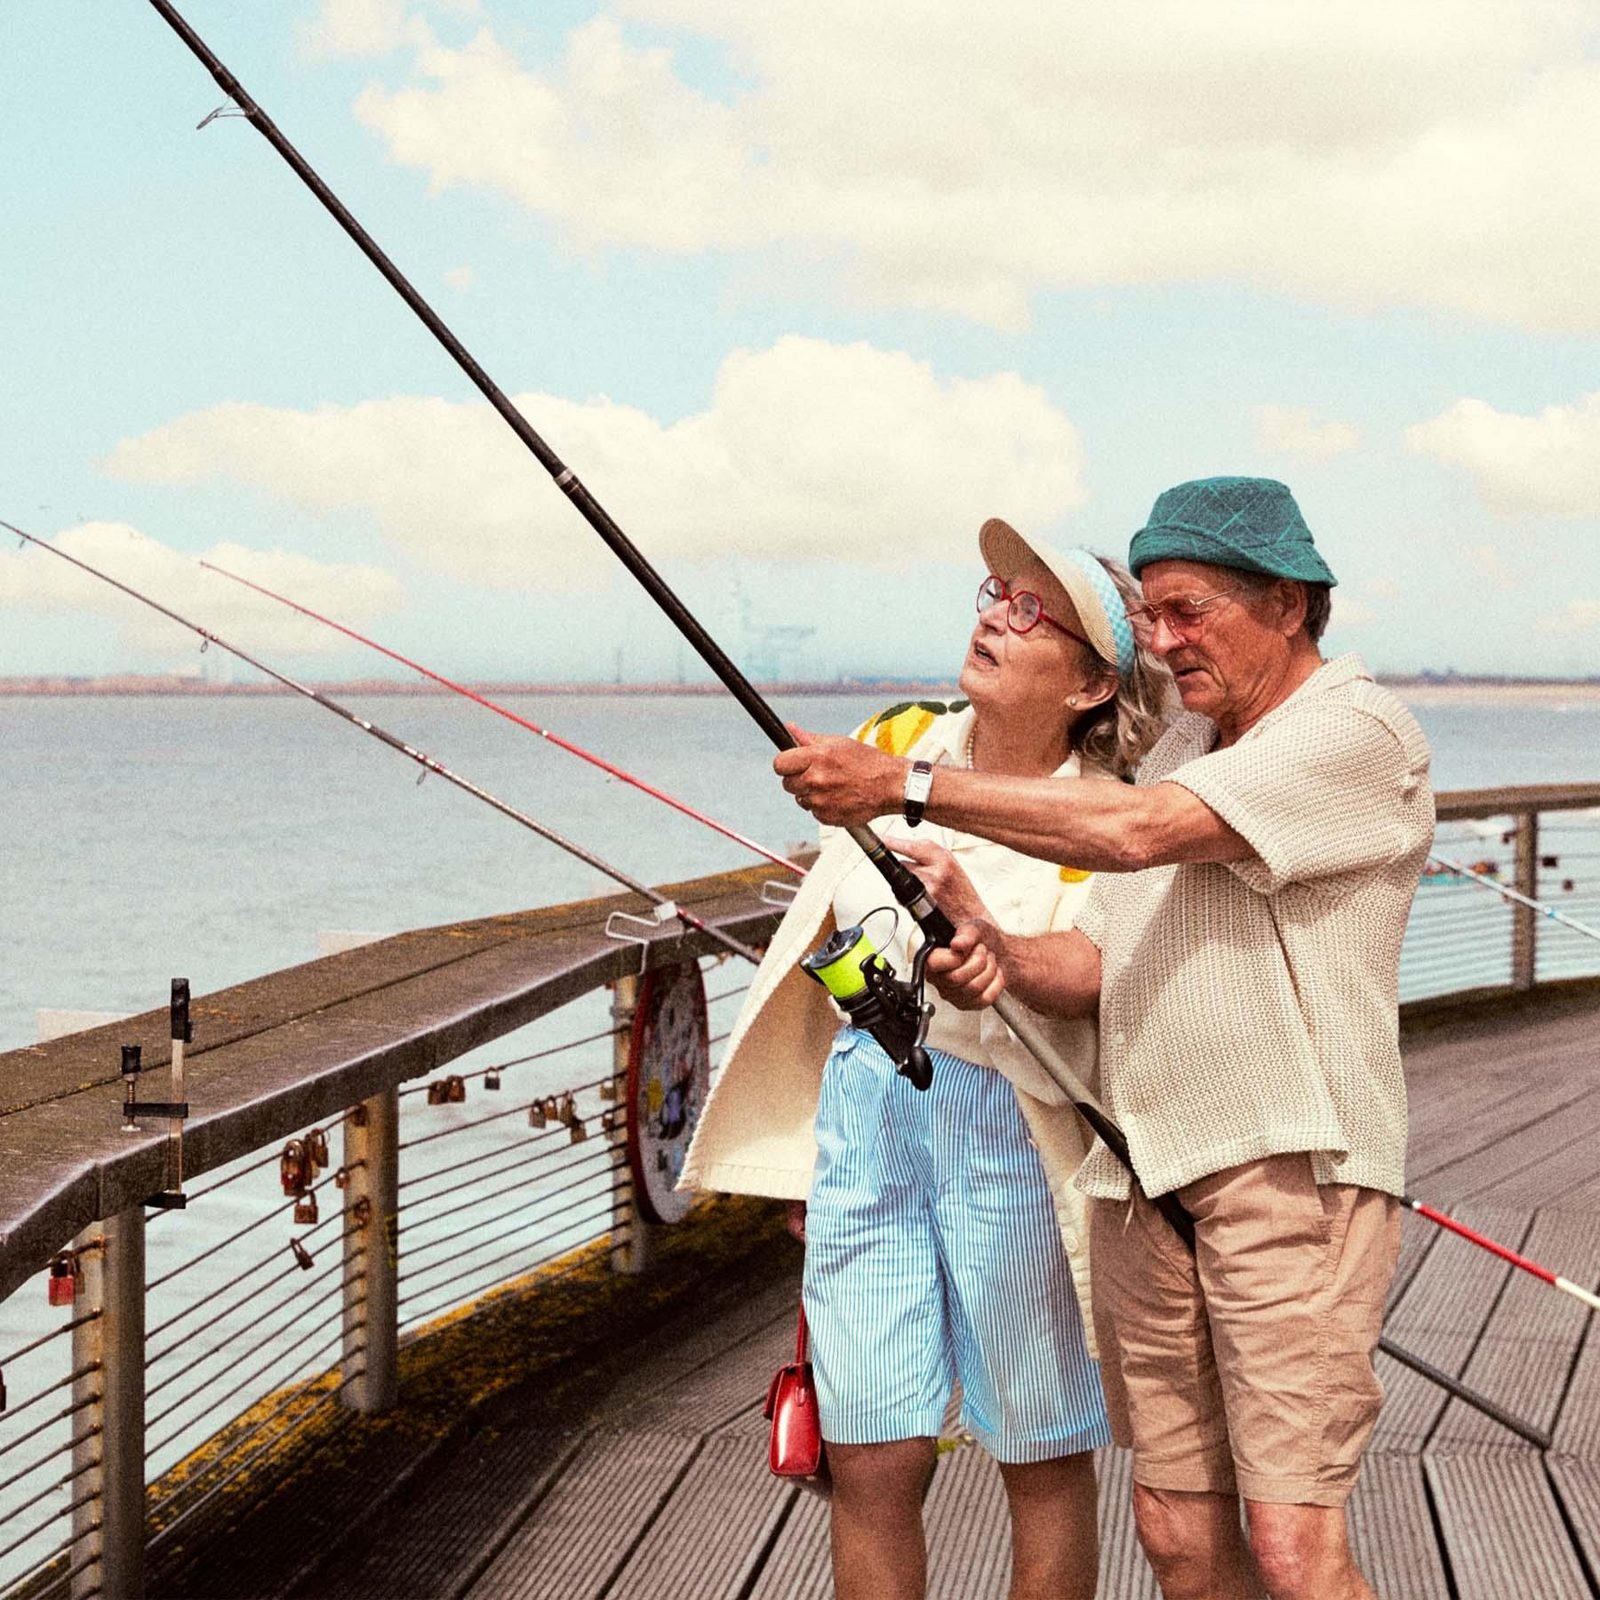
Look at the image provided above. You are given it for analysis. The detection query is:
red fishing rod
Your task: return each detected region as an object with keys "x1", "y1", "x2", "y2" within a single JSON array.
[
  {"x1": 5, "y1": 520, "x2": 763, "y2": 969},
  {"x1": 198, "y1": 559, "x2": 804, "y2": 878},
  {"x1": 1403, "y1": 1195, "x2": 1600, "y2": 1313}
]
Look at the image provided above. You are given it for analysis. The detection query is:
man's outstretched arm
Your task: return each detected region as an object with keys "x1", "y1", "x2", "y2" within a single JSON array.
[{"x1": 775, "y1": 725, "x2": 1249, "y2": 871}]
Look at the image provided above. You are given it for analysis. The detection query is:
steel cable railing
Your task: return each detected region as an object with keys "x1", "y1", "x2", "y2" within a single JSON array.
[
  {"x1": 147, "y1": 1367, "x2": 367, "y2": 1550},
  {"x1": 396, "y1": 1217, "x2": 633, "y2": 1338},
  {"x1": 400, "y1": 1173, "x2": 626, "y2": 1287},
  {"x1": 0, "y1": 949, "x2": 723, "y2": 1595},
  {"x1": 397, "y1": 1204, "x2": 623, "y2": 1333},
  {"x1": 145, "y1": 1213, "x2": 357, "y2": 1390},
  {"x1": 146, "y1": 1322, "x2": 366, "y2": 1521},
  {"x1": 145, "y1": 1264, "x2": 363, "y2": 1460}
]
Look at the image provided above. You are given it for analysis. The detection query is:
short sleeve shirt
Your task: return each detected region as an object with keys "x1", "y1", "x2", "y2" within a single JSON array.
[{"x1": 1074, "y1": 655, "x2": 1434, "y2": 1201}]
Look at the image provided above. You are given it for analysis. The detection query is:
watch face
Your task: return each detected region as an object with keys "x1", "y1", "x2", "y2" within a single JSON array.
[{"x1": 625, "y1": 959, "x2": 710, "y2": 1224}]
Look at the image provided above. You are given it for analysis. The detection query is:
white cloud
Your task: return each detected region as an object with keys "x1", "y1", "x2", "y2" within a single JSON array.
[
  {"x1": 337, "y1": 1, "x2": 1600, "y2": 331},
  {"x1": 299, "y1": 0, "x2": 479, "y2": 61},
  {"x1": 0, "y1": 523, "x2": 405, "y2": 663},
  {"x1": 104, "y1": 337, "x2": 1086, "y2": 585},
  {"x1": 1252, "y1": 405, "x2": 1361, "y2": 462},
  {"x1": 1405, "y1": 393, "x2": 1600, "y2": 517},
  {"x1": 1537, "y1": 599, "x2": 1600, "y2": 636}
]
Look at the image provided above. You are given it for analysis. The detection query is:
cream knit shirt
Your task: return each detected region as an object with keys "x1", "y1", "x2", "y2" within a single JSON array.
[{"x1": 1073, "y1": 654, "x2": 1433, "y2": 1202}]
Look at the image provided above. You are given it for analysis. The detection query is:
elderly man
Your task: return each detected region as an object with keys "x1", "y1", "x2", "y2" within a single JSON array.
[{"x1": 774, "y1": 477, "x2": 1433, "y2": 1600}]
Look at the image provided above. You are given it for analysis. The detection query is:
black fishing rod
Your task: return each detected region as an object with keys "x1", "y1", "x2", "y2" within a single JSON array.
[
  {"x1": 4, "y1": 520, "x2": 762, "y2": 969},
  {"x1": 134, "y1": 6, "x2": 1548, "y2": 1444},
  {"x1": 139, "y1": 0, "x2": 1131, "y2": 1130}
]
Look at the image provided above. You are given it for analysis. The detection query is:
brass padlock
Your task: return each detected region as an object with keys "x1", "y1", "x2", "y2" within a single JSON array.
[
  {"x1": 333, "y1": 1165, "x2": 351, "y2": 1190},
  {"x1": 306, "y1": 1128, "x2": 330, "y2": 1170},
  {"x1": 528, "y1": 1099, "x2": 547, "y2": 1129},
  {"x1": 445, "y1": 1074, "x2": 466, "y2": 1104},
  {"x1": 599, "y1": 1078, "x2": 616, "y2": 1101},
  {"x1": 600, "y1": 1108, "x2": 618, "y2": 1135},
  {"x1": 426, "y1": 1080, "x2": 449, "y2": 1106},
  {"x1": 484, "y1": 1066, "x2": 501, "y2": 1091},
  {"x1": 560, "y1": 1093, "x2": 587, "y2": 1144},
  {"x1": 280, "y1": 1139, "x2": 312, "y2": 1196},
  {"x1": 294, "y1": 1190, "x2": 320, "y2": 1226}
]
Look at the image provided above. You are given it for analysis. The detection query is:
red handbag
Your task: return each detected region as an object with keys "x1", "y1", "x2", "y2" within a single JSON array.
[{"x1": 764, "y1": 1304, "x2": 830, "y2": 1496}]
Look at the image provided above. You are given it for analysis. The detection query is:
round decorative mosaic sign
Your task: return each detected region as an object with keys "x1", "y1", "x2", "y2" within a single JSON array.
[{"x1": 625, "y1": 959, "x2": 710, "y2": 1224}]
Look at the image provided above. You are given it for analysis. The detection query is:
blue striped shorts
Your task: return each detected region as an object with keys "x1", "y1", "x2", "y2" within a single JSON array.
[{"x1": 802, "y1": 1029, "x2": 1110, "y2": 1464}]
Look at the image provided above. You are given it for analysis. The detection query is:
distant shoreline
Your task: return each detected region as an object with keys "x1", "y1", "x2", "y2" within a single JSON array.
[{"x1": 4, "y1": 674, "x2": 1600, "y2": 702}]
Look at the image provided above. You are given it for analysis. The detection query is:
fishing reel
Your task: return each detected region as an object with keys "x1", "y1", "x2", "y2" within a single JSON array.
[{"x1": 801, "y1": 921, "x2": 935, "y2": 1091}]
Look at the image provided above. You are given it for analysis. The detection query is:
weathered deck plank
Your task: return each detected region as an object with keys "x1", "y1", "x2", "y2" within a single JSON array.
[
  {"x1": 1433, "y1": 1211, "x2": 1600, "y2": 1450},
  {"x1": 1427, "y1": 1452, "x2": 1594, "y2": 1599},
  {"x1": 462, "y1": 1429, "x2": 703, "y2": 1599},
  {"x1": 1348, "y1": 1454, "x2": 1453, "y2": 1600}
]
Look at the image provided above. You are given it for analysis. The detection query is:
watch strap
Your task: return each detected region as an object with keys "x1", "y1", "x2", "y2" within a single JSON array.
[{"x1": 903, "y1": 759, "x2": 935, "y2": 827}]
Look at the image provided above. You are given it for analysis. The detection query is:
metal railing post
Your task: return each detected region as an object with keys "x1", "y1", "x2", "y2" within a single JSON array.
[
  {"x1": 341, "y1": 1088, "x2": 399, "y2": 1413},
  {"x1": 607, "y1": 976, "x2": 654, "y2": 1275},
  {"x1": 1512, "y1": 810, "x2": 1539, "y2": 990},
  {"x1": 71, "y1": 1205, "x2": 145, "y2": 1600}
]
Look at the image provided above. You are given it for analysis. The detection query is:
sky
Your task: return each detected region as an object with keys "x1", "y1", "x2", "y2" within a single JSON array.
[{"x1": 4, "y1": 0, "x2": 1600, "y2": 683}]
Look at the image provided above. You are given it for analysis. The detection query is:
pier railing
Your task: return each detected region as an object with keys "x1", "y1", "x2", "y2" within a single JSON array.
[
  {"x1": 0, "y1": 863, "x2": 780, "y2": 1600},
  {"x1": 1404, "y1": 783, "x2": 1600, "y2": 1004},
  {"x1": 3, "y1": 785, "x2": 1600, "y2": 1598}
]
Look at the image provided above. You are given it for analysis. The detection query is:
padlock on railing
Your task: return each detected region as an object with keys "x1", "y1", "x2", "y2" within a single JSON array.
[
  {"x1": 529, "y1": 1097, "x2": 551, "y2": 1129},
  {"x1": 483, "y1": 1065, "x2": 501, "y2": 1091},
  {"x1": 280, "y1": 1138, "x2": 313, "y2": 1197},
  {"x1": 306, "y1": 1128, "x2": 330, "y2": 1171},
  {"x1": 47, "y1": 1251, "x2": 80, "y2": 1308},
  {"x1": 350, "y1": 1196, "x2": 373, "y2": 1229},
  {"x1": 559, "y1": 1093, "x2": 587, "y2": 1144},
  {"x1": 293, "y1": 1190, "x2": 320, "y2": 1226},
  {"x1": 290, "y1": 1238, "x2": 315, "y2": 1271},
  {"x1": 445, "y1": 1074, "x2": 466, "y2": 1104}
]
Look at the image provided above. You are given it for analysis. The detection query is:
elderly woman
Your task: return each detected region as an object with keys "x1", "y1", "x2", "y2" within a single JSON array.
[{"x1": 680, "y1": 518, "x2": 1169, "y2": 1600}]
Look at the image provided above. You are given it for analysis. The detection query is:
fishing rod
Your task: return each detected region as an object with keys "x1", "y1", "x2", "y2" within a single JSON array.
[
  {"x1": 138, "y1": 5, "x2": 1546, "y2": 1440},
  {"x1": 1429, "y1": 852, "x2": 1600, "y2": 945},
  {"x1": 197, "y1": 559, "x2": 804, "y2": 879},
  {"x1": 5, "y1": 520, "x2": 762, "y2": 969},
  {"x1": 1402, "y1": 1195, "x2": 1600, "y2": 1313}
]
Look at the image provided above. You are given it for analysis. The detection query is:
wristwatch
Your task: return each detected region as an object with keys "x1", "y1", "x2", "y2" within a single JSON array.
[{"x1": 903, "y1": 759, "x2": 935, "y2": 827}]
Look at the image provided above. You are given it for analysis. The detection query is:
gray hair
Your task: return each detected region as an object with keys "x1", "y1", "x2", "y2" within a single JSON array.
[
  {"x1": 1233, "y1": 571, "x2": 1332, "y2": 643},
  {"x1": 1072, "y1": 555, "x2": 1174, "y2": 778}
]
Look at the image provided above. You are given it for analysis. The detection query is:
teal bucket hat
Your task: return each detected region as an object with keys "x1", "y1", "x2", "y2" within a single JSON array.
[{"x1": 1128, "y1": 476, "x2": 1337, "y2": 586}]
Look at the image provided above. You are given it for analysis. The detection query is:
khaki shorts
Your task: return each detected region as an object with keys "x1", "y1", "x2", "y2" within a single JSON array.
[{"x1": 1090, "y1": 1153, "x2": 1400, "y2": 1507}]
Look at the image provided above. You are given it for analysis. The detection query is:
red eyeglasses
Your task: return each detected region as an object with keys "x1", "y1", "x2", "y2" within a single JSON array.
[{"x1": 976, "y1": 574, "x2": 1091, "y2": 647}]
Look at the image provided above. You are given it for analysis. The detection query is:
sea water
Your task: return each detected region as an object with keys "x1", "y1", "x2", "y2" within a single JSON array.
[{"x1": 4, "y1": 685, "x2": 1600, "y2": 1049}]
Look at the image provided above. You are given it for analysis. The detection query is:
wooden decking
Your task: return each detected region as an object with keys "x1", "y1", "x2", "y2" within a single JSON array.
[{"x1": 171, "y1": 985, "x2": 1600, "y2": 1599}]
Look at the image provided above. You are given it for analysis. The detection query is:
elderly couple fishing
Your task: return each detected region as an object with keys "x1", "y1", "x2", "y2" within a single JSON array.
[{"x1": 682, "y1": 475, "x2": 1433, "y2": 1600}]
